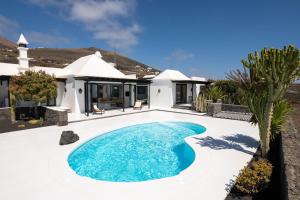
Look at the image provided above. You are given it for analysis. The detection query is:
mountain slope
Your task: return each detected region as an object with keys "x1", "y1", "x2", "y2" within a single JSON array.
[
  {"x1": 0, "y1": 37, "x2": 159, "y2": 78},
  {"x1": 0, "y1": 37, "x2": 17, "y2": 49}
]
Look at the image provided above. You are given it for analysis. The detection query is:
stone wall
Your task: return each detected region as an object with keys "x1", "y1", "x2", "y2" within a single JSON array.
[
  {"x1": 1, "y1": 107, "x2": 67, "y2": 127},
  {"x1": 207, "y1": 103, "x2": 250, "y2": 116},
  {"x1": 221, "y1": 104, "x2": 250, "y2": 113},
  {"x1": 207, "y1": 103, "x2": 222, "y2": 116},
  {"x1": 206, "y1": 103, "x2": 252, "y2": 121},
  {"x1": 281, "y1": 117, "x2": 300, "y2": 200},
  {"x1": 44, "y1": 107, "x2": 68, "y2": 126}
]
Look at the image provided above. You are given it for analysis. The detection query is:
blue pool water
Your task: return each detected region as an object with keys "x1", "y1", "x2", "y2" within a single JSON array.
[{"x1": 68, "y1": 122, "x2": 206, "y2": 182}]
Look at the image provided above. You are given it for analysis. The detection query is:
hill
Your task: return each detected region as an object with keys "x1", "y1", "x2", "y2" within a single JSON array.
[
  {"x1": 0, "y1": 38, "x2": 160, "y2": 78},
  {"x1": 0, "y1": 37, "x2": 17, "y2": 49}
]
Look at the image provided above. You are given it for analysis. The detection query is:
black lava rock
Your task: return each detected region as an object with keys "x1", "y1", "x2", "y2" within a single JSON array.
[{"x1": 59, "y1": 131, "x2": 79, "y2": 145}]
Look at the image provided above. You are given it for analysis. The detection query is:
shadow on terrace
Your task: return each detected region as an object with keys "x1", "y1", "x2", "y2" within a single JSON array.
[{"x1": 194, "y1": 134, "x2": 259, "y2": 155}]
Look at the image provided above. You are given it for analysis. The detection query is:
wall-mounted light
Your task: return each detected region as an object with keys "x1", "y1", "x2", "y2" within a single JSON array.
[
  {"x1": 158, "y1": 89, "x2": 161, "y2": 93},
  {"x1": 78, "y1": 88, "x2": 83, "y2": 94}
]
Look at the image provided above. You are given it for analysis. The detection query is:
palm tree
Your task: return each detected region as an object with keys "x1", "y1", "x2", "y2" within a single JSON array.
[
  {"x1": 206, "y1": 86, "x2": 226, "y2": 102},
  {"x1": 228, "y1": 45, "x2": 300, "y2": 157}
]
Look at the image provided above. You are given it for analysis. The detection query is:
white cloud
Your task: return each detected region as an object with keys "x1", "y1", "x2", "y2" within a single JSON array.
[
  {"x1": 165, "y1": 49, "x2": 194, "y2": 61},
  {"x1": 0, "y1": 15, "x2": 19, "y2": 38},
  {"x1": 70, "y1": 0, "x2": 131, "y2": 23},
  {"x1": 26, "y1": 0, "x2": 140, "y2": 51},
  {"x1": 27, "y1": 31, "x2": 70, "y2": 47}
]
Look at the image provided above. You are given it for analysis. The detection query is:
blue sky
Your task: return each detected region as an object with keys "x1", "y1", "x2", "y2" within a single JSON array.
[{"x1": 1, "y1": 0, "x2": 300, "y2": 79}]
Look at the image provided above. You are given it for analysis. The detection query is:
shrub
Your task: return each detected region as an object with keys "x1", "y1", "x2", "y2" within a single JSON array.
[
  {"x1": 17, "y1": 124, "x2": 25, "y2": 128},
  {"x1": 206, "y1": 86, "x2": 226, "y2": 102},
  {"x1": 234, "y1": 159, "x2": 272, "y2": 195},
  {"x1": 9, "y1": 70, "x2": 57, "y2": 119},
  {"x1": 28, "y1": 119, "x2": 43, "y2": 125},
  {"x1": 249, "y1": 99, "x2": 291, "y2": 139},
  {"x1": 214, "y1": 80, "x2": 242, "y2": 104},
  {"x1": 271, "y1": 100, "x2": 291, "y2": 137}
]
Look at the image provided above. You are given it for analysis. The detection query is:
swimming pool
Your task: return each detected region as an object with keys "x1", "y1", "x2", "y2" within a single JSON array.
[{"x1": 68, "y1": 121, "x2": 206, "y2": 182}]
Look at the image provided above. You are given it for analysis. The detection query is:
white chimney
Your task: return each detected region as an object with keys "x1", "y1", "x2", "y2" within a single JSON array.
[{"x1": 17, "y1": 33, "x2": 31, "y2": 71}]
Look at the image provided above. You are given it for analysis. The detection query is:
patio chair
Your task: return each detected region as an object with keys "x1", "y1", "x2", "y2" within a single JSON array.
[
  {"x1": 133, "y1": 101, "x2": 143, "y2": 110},
  {"x1": 93, "y1": 104, "x2": 105, "y2": 114}
]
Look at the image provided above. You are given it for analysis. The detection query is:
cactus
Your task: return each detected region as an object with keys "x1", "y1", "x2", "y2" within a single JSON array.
[
  {"x1": 228, "y1": 45, "x2": 300, "y2": 157},
  {"x1": 195, "y1": 93, "x2": 207, "y2": 112}
]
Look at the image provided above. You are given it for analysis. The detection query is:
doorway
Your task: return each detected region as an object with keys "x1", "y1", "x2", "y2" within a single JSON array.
[{"x1": 176, "y1": 84, "x2": 187, "y2": 104}]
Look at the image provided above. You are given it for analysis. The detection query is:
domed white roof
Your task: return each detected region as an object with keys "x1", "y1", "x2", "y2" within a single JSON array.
[
  {"x1": 153, "y1": 69, "x2": 191, "y2": 81},
  {"x1": 59, "y1": 51, "x2": 127, "y2": 79}
]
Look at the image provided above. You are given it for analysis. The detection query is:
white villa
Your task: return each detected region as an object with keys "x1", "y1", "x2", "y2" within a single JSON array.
[
  {"x1": 0, "y1": 35, "x2": 261, "y2": 200},
  {"x1": 0, "y1": 34, "x2": 209, "y2": 115},
  {"x1": 150, "y1": 69, "x2": 209, "y2": 108}
]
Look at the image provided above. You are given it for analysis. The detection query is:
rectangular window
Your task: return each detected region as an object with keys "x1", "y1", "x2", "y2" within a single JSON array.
[
  {"x1": 111, "y1": 86, "x2": 120, "y2": 98},
  {"x1": 98, "y1": 85, "x2": 103, "y2": 98},
  {"x1": 137, "y1": 85, "x2": 148, "y2": 100}
]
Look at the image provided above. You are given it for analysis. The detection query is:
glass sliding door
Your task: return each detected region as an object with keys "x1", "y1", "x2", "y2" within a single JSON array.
[
  {"x1": 176, "y1": 84, "x2": 187, "y2": 104},
  {"x1": 109, "y1": 85, "x2": 123, "y2": 109},
  {"x1": 136, "y1": 85, "x2": 148, "y2": 104},
  {"x1": 90, "y1": 83, "x2": 123, "y2": 110}
]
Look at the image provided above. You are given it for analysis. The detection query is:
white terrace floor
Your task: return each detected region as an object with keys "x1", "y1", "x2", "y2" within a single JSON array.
[
  {"x1": 68, "y1": 106, "x2": 205, "y2": 123},
  {"x1": 0, "y1": 110, "x2": 259, "y2": 200}
]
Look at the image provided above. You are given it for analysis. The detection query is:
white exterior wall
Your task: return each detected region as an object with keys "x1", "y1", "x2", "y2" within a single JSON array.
[
  {"x1": 172, "y1": 83, "x2": 176, "y2": 105},
  {"x1": 74, "y1": 80, "x2": 85, "y2": 113},
  {"x1": 150, "y1": 80, "x2": 174, "y2": 107},
  {"x1": 61, "y1": 79, "x2": 85, "y2": 113},
  {"x1": 56, "y1": 82, "x2": 65, "y2": 106},
  {"x1": 61, "y1": 78, "x2": 76, "y2": 112}
]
